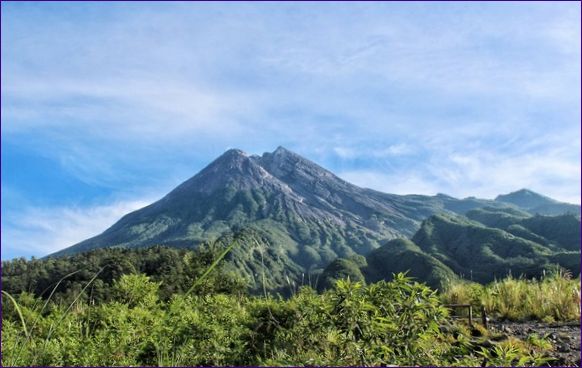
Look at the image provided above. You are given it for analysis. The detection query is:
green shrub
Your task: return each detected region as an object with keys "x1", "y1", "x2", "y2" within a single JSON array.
[
  {"x1": 2, "y1": 270, "x2": 569, "y2": 366},
  {"x1": 442, "y1": 270, "x2": 580, "y2": 321}
]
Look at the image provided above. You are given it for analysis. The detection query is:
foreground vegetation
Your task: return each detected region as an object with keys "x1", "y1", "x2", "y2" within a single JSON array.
[
  {"x1": 2, "y1": 244, "x2": 580, "y2": 366},
  {"x1": 4, "y1": 273, "x2": 572, "y2": 367},
  {"x1": 442, "y1": 270, "x2": 581, "y2": 322}
]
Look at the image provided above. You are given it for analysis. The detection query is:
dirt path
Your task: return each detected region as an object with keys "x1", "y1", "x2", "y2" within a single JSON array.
[{"x1": 489, "y1": 321, "x2": 581, "y2": 366}]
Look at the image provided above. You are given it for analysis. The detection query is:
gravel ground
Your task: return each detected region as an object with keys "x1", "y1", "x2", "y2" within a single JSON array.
[{"x1": 489, "y1": 321, "x2": 581, "y2": 366}]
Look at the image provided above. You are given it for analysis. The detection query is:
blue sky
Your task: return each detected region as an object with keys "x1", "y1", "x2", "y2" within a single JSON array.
[{"x1": 2, "y1": 2, "x2": 580, "y2": 259}]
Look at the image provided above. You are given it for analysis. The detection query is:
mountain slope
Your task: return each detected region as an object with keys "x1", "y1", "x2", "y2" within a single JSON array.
[
  {"x1": 467, "y1": 207, "x2": 581, "y2": 251},
  {"x1": 53, "y1": 147, "x2": 505, "y2": 259},
  {"x1": 411, "y1": 213, "x2": 579, "y2": 283},
  {"x1": 49, "y1": 147, "x2": 580, "y2": 291},
  {"x1": 361, "y1": 238, "x2": 457, "y2": 290},
  {"x1": 495, "y1": 189, "x2": 580, "y2": 215},
  {"x1": 323, "y1": 212, "x2": 579, "y2": 290}
]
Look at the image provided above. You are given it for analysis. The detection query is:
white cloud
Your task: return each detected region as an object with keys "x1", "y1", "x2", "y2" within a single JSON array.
[
  {"x1": 333, "y1": 147, "x2": 357, "y2": 159},
  {"x1": 3, "y1": 2, "x2": 579, "y2": 143},
  {"x1": 376, "y1": 144, "x2": 414, "y2": 157},
  {"x1": 338, "y1": 144, "x2": 581, "y2": 205},
  {"x1": 2, "y1": 76, "x2": 259, "y2": 139},
  {"x1": 1, "y1": 198, "x2": 155, "y2": 259},
  {"x1": 339, "y1": 170, "x2": 442, "y2": 196},
  {"x1": 1, "y1": 3, "x2": 580, "y2": 259},
  {"x1": 333, "y1": 144, "x2": 415, "y2": 159},
  {"x1": 438, "y1": 149, "x2": 581, "y2": 204}
]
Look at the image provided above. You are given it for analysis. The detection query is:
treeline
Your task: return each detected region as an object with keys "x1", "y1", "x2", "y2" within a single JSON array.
[
  {"x1": 2, "y1": 242, "x2": 580, "y2": 366},
  {"x1": 3, "y1": 243, "x2": 580, "y2": 319},
  {"x1": 2, "y1": 245, "x2": 247, "y2": 304}
]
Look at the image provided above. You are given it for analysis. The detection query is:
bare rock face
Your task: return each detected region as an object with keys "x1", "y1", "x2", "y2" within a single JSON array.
[{"x1": 168, "y1": 148, "x2": 295, "y2": 197}]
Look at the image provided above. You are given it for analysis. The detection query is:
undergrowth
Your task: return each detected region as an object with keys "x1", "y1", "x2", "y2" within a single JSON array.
[{"x1": 442, "y1": 269, "x2": 581, "y2": 322}]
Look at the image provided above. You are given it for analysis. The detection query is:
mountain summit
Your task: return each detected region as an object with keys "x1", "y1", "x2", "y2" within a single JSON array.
[
  {"x1": 167, "y1": 148, "x2": 291, "y2": 196},
  {"x1": 55, "y1": 146, "x2": 431, "y2": 258},
  {"x1": 496, "y1": 188, "x2": 579, "y2": 215},
  {"x1": 50, "y1": 147, "x2": 580, "y2": 291}
]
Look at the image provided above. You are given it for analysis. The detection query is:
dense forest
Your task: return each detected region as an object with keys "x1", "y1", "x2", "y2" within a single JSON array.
[{"x1": 2, "y1": 238, "x2": 580, "y2": 366}]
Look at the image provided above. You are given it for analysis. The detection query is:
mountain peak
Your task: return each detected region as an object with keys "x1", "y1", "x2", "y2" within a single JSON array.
[
  {"x1": 270, "y1": 146, "x2": 301, "y2": 161},
  {"x1": 206, "y1": 148, "x2": 252, "y2": 171},
  {"x1": 166, "y1": 148, "x2": 273, "y2": 196},
  {"x1": 495, "y1": 188, "x2": 558, "y2": 209},
  {"x1": 217, "y1": 148, "x2": 250, "y2": 162},
  {"x1": 274, "y1": 145, "x2": 290, "y2": 154},
  {"x1": 50, "y1": 144, "x2": 580, "y2": 268},
  {"x1": 223, "y1": 148, "x2": 247, "y2": 156},
  {"x1": 260, "y1": 146, "x2": 335, "y2": 180},
  {"x1": 513, "y1": 188, "x2": 537, "y2": 196},
  {"x1": 495, "y1": 189, "x2": 580, "y2": 215},
  {"x1": 496, "y1": 188, "x2": 552, "y2": 201}
]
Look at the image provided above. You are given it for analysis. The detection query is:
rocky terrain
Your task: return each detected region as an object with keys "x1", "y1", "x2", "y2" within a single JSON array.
[{"x1": 490, "y1": 321, "x2": 581, "y2": 366}]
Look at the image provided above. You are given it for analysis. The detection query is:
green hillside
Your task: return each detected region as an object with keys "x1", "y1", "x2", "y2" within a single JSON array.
[
  {"x1": 495, "y1": 189, "x2": 580, "y2": 215},
  {"x1": 40, "y1": 148, "x2": 580, "y2": 293},
  {"x1": 465, "y1": 206, "x2": 530, "y2": 228},
  {"x1": 412, "y1": 214, "x2": 579, "y2": 283},
  {"x1": 467, "y1": 207, "x2": 581, "y2": 252},
  {"x1": 520, "y1": 214, "x2": 581, "y2": 251},
  {"x1": 361, "y1": 238, "x2": 457, "y2": 290},
  {"x1": 323, "y1": 212, "x2": 580, "y2": 290}
]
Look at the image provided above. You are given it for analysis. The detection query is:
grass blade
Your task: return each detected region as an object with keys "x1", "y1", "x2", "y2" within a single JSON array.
[
  {"x1": 44, "y1": 265, "x2": 107, "y2": 343},
  {"x1": 186, "y1": 235, "x2": 240, "y2": 295},
  {"x1": 2, "y1": 290, "x2": 29, "y2": 339}
]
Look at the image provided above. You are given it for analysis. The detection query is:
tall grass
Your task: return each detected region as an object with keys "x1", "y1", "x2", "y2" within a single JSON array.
[
  {"x1": 185, "y1": 235, "x2": 240, "y2": 295},
  {"x1": 2, "y1": 264, "x2": 116, "y2": 366},
  {"x1": 2, "y1": 291, "x2": 29, "y2": 338},
  {"x1": 442, "y1": 270, "x2": 581, "y2": 322}
]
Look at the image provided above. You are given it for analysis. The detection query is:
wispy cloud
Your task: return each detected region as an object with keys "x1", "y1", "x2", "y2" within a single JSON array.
[
  {"x1": 339, "y1": 170, "x2": 442, "y2": 197},
  {"x1": 333, "y1": 144, "x2": 415, "y2": 159},
  {"x1": 1, "y1": 197, "x2": 155, "y2": 259},
  {"x1": 2, "y1": 2, "x2": 580, "y2": 258},
  {"x1": 339, "y1": 144, "x2": 581, "y2": 204}
]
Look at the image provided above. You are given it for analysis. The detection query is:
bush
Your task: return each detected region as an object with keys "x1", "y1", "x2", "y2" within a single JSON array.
[
  {"x1": 442, "y1": 270, "x2": 581, "y2": 321},
  {"x1": 2, "y1": 271, "x2": 568, "y2": 366},
  {"x1": 248, "y1": 274, "x2": 451, "y2": 366}
]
